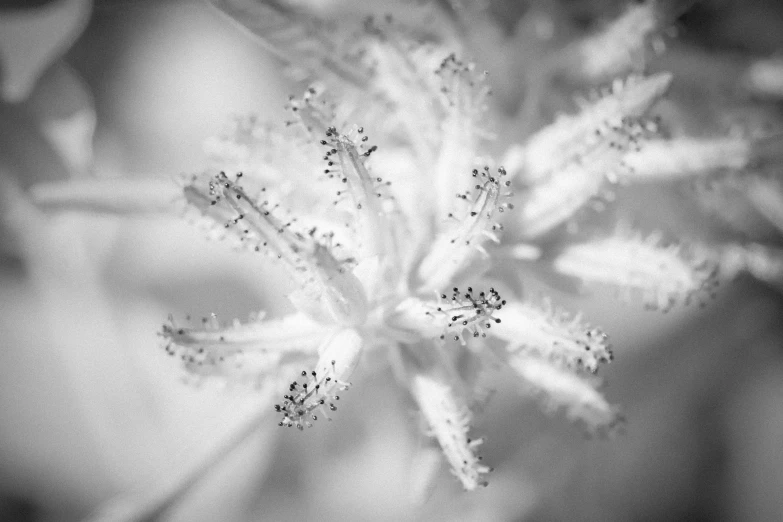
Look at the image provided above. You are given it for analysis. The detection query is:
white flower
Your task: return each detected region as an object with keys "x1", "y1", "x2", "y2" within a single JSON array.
[
  {"x1": 30, "y1": 3, "x2": 783, "y2": 499},
  {"x1": 159, "y1": 40, "x2": 622, "y2": 489}
]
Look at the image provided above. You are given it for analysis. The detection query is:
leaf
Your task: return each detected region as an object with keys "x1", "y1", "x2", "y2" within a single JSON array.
[
  {"x1": 26, "y1": 62, "x2": 96, "y2": 176},
  {"x1": 0, "y1": 0, "x2": 92, "y2": 102}
]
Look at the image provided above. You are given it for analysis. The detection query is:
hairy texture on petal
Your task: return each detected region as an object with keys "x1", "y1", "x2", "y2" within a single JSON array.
[
  {"x1": 161, "y1": 312, "x2": 330, "y2": 386},
  {"x1": 183, "y1": 171, "x2": 369, "y2": 325},
  {"x1": 521, "y1": 72, "x2": 671, "y2": 183},
  {"x1": 621, "y1": 136, "x2": 752, "y2": 182},
  {"x1": 432, "y1": 53, "x2": 492, "y2": 219},
  {"x1": 410, "y1": 372, "x2": 490, "y2": 491},
  {"x1": 506, "y1": 353, "x2": 622, "y2": 435},
  {"x1": 492, "y1": 300, "x2": 612, "y2": 373},
  {"x1": 202, "y1": 115, "x2": 330, "y2": 214},
  {"x1": 552, "y1": 230, "x2": 718, "y2": 311},
  {"x1": 513, "y1": 161, "x2": 605, "y2": 239},
  {"x1": 560, "y1": 2, "x2": 661, "y2": 83},
  {"x1": 363, "y1": 23, "x2": 446, "y2": 168},
  {"x1": 711, "y1": 242, "x2": 783, "y2": 287}
]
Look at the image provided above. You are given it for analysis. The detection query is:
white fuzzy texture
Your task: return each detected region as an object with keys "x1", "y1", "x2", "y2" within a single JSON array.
[
  {"x1": 522, "y1": 72, "x2": 671, "y2": 182},
  {"x1": 716, "y1": 243, "x2": 783, "y2": 285},
  {"x1": 514, "y1": 160, "x2": 605, "y2": 239},
  {"x1": 161, "y1": 313, "x2": 330, "y2": 385},
  {"x1": 493, "y1": 301, "x2": 611, "y2": 373},
  {"x1": 410, "y1": 373, "x2": 489, "y2": 491},
  {"x1": 418, "y1": 173, "x2": 507, "y2": 292},
  {"x1": 622, "y1": 137, "x2": 751, "y2": 181},
  {"x1": 507, "y1": 354, "x2": 621, "y2": 434},
  {"x1": 552, "y1": 231, "x2": 715, "y2": 310},
  {"x1": 575, "y1": 3, "x2": 658, "y2": 81}
]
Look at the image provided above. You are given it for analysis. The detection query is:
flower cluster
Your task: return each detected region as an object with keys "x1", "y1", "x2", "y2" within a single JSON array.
[
  {"x1": 160, "y1": 4, "x2": 705, "y2": 491},
  {"x1": 28, "y1": 0, "x2": 783, "y2": 495}
]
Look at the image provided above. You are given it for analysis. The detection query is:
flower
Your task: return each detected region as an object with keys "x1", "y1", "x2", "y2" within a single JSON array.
[
  {"x1": 157, "y1": 29, "x2": 629, "y2": 491},
  {"x1": 21, "y1": 0, "x2": 783, "y2": 506}
]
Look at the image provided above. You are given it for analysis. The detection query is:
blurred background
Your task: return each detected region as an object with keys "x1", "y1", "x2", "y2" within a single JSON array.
[{"x1": 1, "y1": 0, "x2": 782, "y2": 521}]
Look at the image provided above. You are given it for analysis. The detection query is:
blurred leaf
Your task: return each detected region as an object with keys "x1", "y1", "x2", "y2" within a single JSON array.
[
  {"x1": 0, "y1": 0, "x2": 92, "y2": 102},
  {"x1": 26, "y1": 62, "x2": 96, "y2": 176}
]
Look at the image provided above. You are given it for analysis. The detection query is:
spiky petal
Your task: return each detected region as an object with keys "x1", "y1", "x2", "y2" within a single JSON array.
[
  {"x1": 551, "y1": 230, "x2": 717, "y2": 311},
  {"x1": 520, "y1": 72, "x2": 671, "y2": 183},
  {"x1": 183, "y1": 171, "x2": 369, "y2": 326},
  {"x1": 492, "y1": 300, "x2": 612, "y2": 373},
  {"x1": 711, "y1": 242, "x2": 783, "y2": 287},
  {"x1": 433, "y1": 54, "x2": 492, "y2": 219},
  {"x1": 160, "y1": 312, "x2": 329, "y2": 385},
  {"x1": 418, "y1": 166, "x2": 512, "y2": 292},
  {"x1": 559, "y1": 2, "x2": 661, "y2": 83},
  {"x1": 621, "y1": 137, "x2": 752, "y2": 182},
  {"x1": 506, "y1": 353, "x2": 622, "y2": 435},
  {"x1": 513, "y1": 161, "x2": 605, "y2": 239},
  {"x1": 410, "y1": 372, "x2": 490, "y2": 491}
]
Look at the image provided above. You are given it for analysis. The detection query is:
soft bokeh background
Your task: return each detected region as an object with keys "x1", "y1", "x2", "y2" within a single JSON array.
[{"x1": 1, "y1": 1, "x2": 782, "y2": 521}]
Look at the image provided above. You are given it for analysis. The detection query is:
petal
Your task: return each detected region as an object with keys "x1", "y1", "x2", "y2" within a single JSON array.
[
  {"x1": 417, "y1": 166, "x2": 512, "y2": 292},
  {"x1": 521, "y1": 72, "x2": 671, "y2": 183},
  {"x1": 183, "y1": 171, "x2": 369, "y2": 326},
  {"x1": 551, "y1": 229, "x2": 718, "y2": 311},
  {"x1": 512, "y1": 161, "x2": 605, "y2": 239},
  {"x1": 409, "y1": 371, "x2": 490, "y2": 491},
  {"x1": 557, "y1": 2, "x2": 661, "y2": 83},
  {"x1": 506, "y1": 353, "x2": 623, "y2": 435},
  {"x1": 492, "y1": 300, "x2": 612, "y2": 373},
  {"x1": 161, "y1": 312, "x2": 331, "y2": 386},
  {"x1": 621, "y1": 137, "x2": 752, "y2": 182},
  {"x1": 432, "y1": 54, "x2": 492, "y2": 220},
  {"x1": 709, "y1": 242, "x2": 783, "y2": 289}
]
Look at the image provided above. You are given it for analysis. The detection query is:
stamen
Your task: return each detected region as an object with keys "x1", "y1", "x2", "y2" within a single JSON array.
[
  {"x1": 433, "y1": 54, "x2": 492, "y2": 219},
  {"x1": 521, "y1": 73, "x2": 671, "y2": 183},
  {"x1": 185, "y1": 172, "x2": 368, "y2": 326},
  {"x1": 160, "y1": 312, "x2": 327, "y2": 386},
  {"x1": 276, "y1": 329, "x2": 363, "y2": 429},
  {"x1": 424, "y1": 286, "x2": 506, "y2": 344},
  {"x1": 290, "y1": 91, "x2": 395, "y2": 260},
  {"x1": 418, "y1": 167, "x2": 513, "y2": 292}
]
